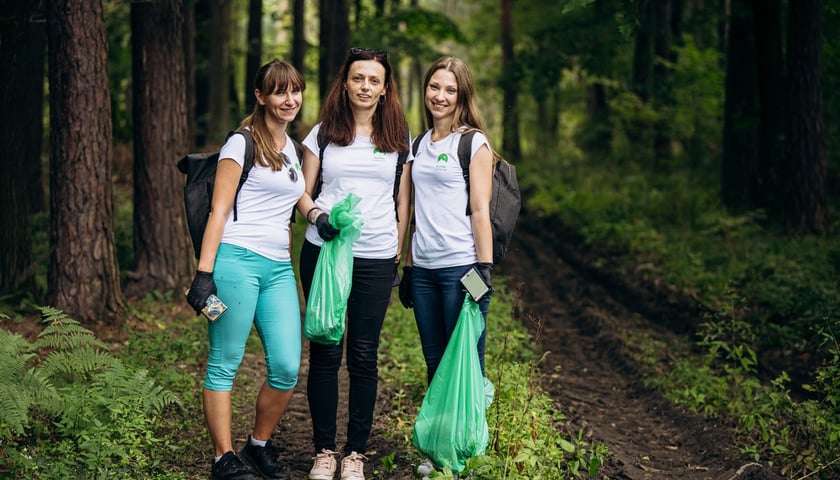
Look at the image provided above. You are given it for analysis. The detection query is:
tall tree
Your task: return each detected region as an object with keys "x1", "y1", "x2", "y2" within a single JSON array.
[
  {"x1": 751, "y1": 0, "x2": 785, "y2": 213},
  {"x1": 184, "y1": 0, "x2": 197, "y2": 149},
  {"x1": 319, "y1": 0, "x2": 350, "y2": 100},
  {"x1": 128, "y1": 0, "x2": 193, "y2": 297},
  {"x1": 0, "y1": 0, "x2": 45, "y2": 294},
  {"x1": 652, "y1": 0, "x2": 674, "y2": 163},
  {"x1": 208, "y1": 0, "x2": 232, "y2": 141},
  {"x1": 46, "y1": 0, "x2": 126, "y2": 323},
  {"x1": 500, "y1": 0, "x2": 521, "y2": 159},
  {"x1": 245, "y1": 0, "x2": 263, "y2": 114},
  {"x1": 721, "y1": 0, "x2": 760, "y2": 211},
  {"x1": 784, "y1": 0, "x2": 826, "y2": 231},
  {"x1": 291, "y1": 0, "x2": 306, "y2": 139}
]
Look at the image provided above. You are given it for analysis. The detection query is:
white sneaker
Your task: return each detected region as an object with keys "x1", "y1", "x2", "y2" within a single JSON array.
[
  {"x1": 308, "y1": 449, "x2": 338, "y2": 480},
  {"x1": 339, "y1": 451, "x2": 367, "y2": 480}
]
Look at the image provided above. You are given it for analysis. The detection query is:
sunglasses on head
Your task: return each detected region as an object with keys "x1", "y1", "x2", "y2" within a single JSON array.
[
  {"x1": 349, "y1": 47, "x2": 387, "y2": 60},
  {"x1": 280, "y1": 152, "x2": 298, "y2": 183}
]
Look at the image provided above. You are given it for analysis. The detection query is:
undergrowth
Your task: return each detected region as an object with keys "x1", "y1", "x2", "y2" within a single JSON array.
[
  {"x1": 522, "y1": 132, "x2": 840, "y2": 477},
  {"x1": 0, "y1": 308, "x2": 181, "y2": 479},
  {"x1": 379, "y1": 286, "x2": 608, "y2": 479}
]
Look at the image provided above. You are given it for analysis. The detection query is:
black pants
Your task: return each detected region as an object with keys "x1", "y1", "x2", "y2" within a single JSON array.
[{"x1": 299, "y1": 240, "x2": 396, "y2": 455}]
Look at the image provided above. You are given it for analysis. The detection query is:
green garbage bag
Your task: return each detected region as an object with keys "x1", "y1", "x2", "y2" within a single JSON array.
[
  {"x1": 304, "y1": 193, "x2": 364, "y2": 345},
  {"x1": 412, "y1": 294, "x2": 489, "y2": 473}
]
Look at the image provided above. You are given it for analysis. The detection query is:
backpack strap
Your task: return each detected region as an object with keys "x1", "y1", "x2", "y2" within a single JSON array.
[
  {"x1": 392, "y1": 127, "x2": 412, "y2": 222},
  {"x1": 457, "y1": 130, "x2": 478, "y2": 216},
  {"x1": 411, "y1": 129, "x2": 430, "y2": 157},
  {"x1": 231, "y1": 128, "x2": 255, "y2": 222}
]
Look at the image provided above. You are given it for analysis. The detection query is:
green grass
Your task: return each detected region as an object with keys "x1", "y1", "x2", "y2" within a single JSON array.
[{"x1": 520, "y1": 133, "x2": 840, "y2": 477}]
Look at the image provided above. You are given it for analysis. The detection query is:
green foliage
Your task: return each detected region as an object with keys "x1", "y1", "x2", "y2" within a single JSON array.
[
  {"x1": 0, "y1": 308, "x2": 180, "y2": 479},
  {"x1": 379, "y1": 289, "x2": 607, "y2": 479}
]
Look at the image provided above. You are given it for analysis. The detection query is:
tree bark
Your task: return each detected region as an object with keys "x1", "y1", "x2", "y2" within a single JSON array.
[
  {"x1": 500, "y1": 0, "x2": 521, "y2": 159},
  {"x1": 721, "y1": 0, "x2": 760, "y2": 211},
  {"x1": 750, "y1": 0, "x2": 785, "y2": 214},
  {"x1": 183, "y1": 0, "x2": 197, "y2": 150},
  {"x1": 652, "y1": 0, "x2": 673, "y2": 163},
  {"x1": 46, "y1": 0, "x2": 126, "y2": 324},
  {"x1": 319, "y1": 0, "x2": 350, "y2": 100},
  {"x1": 207, "y1": 0, "x2": 232, "y2": 141},
  {"x1": 128, "y1": 0, "x2": 193, "y2": 297},
  {"x1": 784, "y1": 0, "x2": 826, "y2": 231},
  {"x1": 0, "y1": 0, "x2": 44, "y2": 294},
  {"x1": 245, "y1": 0, "x2": 263, "y2": 114}
]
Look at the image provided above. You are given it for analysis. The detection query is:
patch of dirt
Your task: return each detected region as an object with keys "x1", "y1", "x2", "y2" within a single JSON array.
[{"x1": 496, "y1": 212, "x2": 785, "y2": 480}]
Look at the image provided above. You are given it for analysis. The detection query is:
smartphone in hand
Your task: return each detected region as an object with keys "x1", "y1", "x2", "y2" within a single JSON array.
[{"x1": 460, "y1": 267, "x2": 490, "y2": 302}]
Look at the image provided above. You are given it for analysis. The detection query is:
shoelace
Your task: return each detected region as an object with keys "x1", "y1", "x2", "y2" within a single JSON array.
[
  {"x1": 312, "y1": 449, "x2": 338, "y2": 471},
  {"x1": 342, "y1": 452, "x2": 367, "y2": 476}
]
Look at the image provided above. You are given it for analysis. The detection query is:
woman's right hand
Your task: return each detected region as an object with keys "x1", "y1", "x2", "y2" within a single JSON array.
[
  {"x1": 186, "y1": 271, "x2": 216, "y2": 315},
  {"x1": 315, "y1": 213, "x2": 340, "y2": 241}
]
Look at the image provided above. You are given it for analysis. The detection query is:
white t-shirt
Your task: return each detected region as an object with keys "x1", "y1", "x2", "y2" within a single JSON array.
[
  {"x1": 301, "y1": 123, "x2": 406, "y2": 259},
  {"x1": 217, "y1": 131, "x2": 304, "y2": 262},
  {"x1": 411, "y1": 129, "x2": 490, "y2": 268}
]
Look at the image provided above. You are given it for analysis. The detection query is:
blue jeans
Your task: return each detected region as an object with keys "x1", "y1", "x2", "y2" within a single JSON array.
[
  {"x1": 299, "y1": 240, "x2": 396, "y2": 455},
  {"x1": 411, "y1": 264, "x2": 490, "y2": 384}
]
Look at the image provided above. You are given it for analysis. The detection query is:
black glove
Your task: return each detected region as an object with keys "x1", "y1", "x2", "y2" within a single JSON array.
[
  {"x1": 399, "y1": 266, "x2": 413, "y2": 308},
  {"x1": 186, "y1": 270, "x2": 216, "y2": 315},
  {"x1": 476, "y1": 262, "x2": 493, "y2": 290},
  {"x1": 315, "y1": 213, "x2": 339, "y2": 241}
]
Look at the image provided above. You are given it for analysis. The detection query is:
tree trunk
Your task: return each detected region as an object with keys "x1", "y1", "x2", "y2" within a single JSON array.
[
  {"x1": 784, "y1": 0, "x2": 826, "y2": 231},
  {"x1": 500, "y1": 0, "x2": 521, "y2": 159},
  {"x1": 291, "y1": 0, "x2": 306, "y2": 138},
  {"x1": 750, "y1": 0, "x2": 785, "y2": 214},
  {"x1": 652, "y1": 0, "x2": 673, "y2": 163},
  {"x1": 0, "y1": 0, "x2": 44, "y2": 294},
  {"x1": 183, "y1": 0, "x2": 197, "y2": 150},
  {"x1": 46, "y1": 0, "x2": 126, "y2": 324},
  {"x1": 721, "y1": 0, "x2": 760, "y2": 211},
  {"x1": 632, "y1": 1, "x2": 653, "y2": 102},
  {"x1": 319, "y1": 0, "x2": 350, "y2": 100},
  {"x1": 128, "y1": 0, "x2": 193, "y2": 297},
  {"x1": 245, "y1": 0, "x2": 262, "y2": 114},
  {"x1": 208, "y1": 0, "x2": 232, "y2": 141}
]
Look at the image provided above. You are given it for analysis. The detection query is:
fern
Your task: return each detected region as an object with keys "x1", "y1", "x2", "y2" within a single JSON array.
[{"x1": 1, "y1": 307, "x2": 181, "y2": 478}]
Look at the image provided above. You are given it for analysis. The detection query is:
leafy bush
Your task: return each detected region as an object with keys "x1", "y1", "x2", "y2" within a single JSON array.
[{"x1": 0, "y1": 308, "x2": 180, "y2": 479}]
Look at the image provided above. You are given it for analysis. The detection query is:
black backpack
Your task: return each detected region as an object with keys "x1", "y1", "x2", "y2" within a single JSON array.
[
  {"x1": 314, "y1": 131, "x2": 409, "y2": 220},
  {"x1": 177, "y1": 129, "x2": 303, "y2": 259},
  {"x1": 412, "y1": 129, "x2": 521, "y2": 264}
]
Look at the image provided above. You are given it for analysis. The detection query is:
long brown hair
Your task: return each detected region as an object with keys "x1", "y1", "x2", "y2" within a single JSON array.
[
  {"x1": 318, "y1": 48, "x2": 409, "y2": 153},
  {"x1": 239, "y1": 59, "x2": 305, "y2": 171},
  {"x1": 422, "y1": 56, "x2": 488, "y2": 135}
]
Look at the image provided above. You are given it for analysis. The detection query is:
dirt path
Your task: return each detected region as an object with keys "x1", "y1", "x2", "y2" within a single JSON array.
[
  {"x1": 215, "y1": 212, "x2": 784, "y2": 480},
  {"x1": 498, "y1": 214, "x2": 783, "y2": 480}
]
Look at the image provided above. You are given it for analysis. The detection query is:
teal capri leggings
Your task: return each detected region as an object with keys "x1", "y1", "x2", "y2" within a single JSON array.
[{"x1": 204, "y1": 243, "x2": 301, "y2": 392}]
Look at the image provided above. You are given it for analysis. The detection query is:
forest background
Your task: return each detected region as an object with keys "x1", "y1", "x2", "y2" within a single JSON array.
[{"x1": 1, "y1": 0, "x2": 840, "y2": 478}]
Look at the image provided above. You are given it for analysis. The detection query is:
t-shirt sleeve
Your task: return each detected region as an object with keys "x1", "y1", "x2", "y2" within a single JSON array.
[{"x1": 218, "y1": 132, "x2": 248, "y2": 168}]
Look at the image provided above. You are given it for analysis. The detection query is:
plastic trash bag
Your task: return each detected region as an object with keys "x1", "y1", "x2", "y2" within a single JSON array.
[
  {"x1": 304, "y1": 193, "x2": 364, "y2": 345},
  {"x1": 413, "y1": 294, "x2": 489, "y2": 473}
]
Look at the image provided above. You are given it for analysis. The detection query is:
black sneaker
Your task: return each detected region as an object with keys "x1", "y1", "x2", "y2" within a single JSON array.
[
  {"x1": 239, "y1": 436, "x2": 291, "y2": 480},
  {"x1": 211, "y1": 451, "x2": 259, "y2": 480}
]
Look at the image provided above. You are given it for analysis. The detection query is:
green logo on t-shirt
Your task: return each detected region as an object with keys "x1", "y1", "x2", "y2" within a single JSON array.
[
  {"x1": 437, "y1": 153, "x2": 449, "y2": 163},
  {"x1": 373, "y1": 147, "x2": 387, "y2": 161}
]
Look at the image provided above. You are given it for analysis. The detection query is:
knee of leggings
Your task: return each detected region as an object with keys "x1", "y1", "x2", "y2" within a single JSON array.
[{"x1": 266, "y1": 360, "x2": 300, "y2": 390}]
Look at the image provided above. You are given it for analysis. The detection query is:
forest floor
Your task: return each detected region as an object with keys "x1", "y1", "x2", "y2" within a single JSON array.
[
  {"x1": 6, "y1": 209, "x2": 792, "y2": 479},
  {"x1": 182, "y1": 211, "x2": 787, "y2": 480}
]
